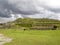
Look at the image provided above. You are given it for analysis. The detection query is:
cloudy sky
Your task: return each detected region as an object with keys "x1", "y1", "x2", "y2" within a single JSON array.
[{"x1": 0, "y1": 0, "x2": 60, "y2": 23}]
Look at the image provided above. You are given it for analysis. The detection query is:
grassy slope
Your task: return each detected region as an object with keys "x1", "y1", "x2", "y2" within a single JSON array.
[
  {"x1": 0, "y1": 29, "x2": 60, "y2": 45},
  {"x1": 12, "y1": 18, "x2": 60, "y2": 29}
]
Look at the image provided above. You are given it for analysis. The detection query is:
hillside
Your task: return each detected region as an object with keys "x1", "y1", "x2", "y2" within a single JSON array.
[{"x1": 0, "y1": 18, "x2": 60, "y2": 30}]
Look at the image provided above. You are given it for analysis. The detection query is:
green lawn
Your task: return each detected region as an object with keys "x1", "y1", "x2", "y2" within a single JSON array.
[{"x1": 0, "y1": 29, "x2": 60, "y2": 45}]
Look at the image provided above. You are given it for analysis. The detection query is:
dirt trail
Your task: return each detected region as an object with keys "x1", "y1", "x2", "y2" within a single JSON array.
[{"x1": 0, "y1": 34, "x2": 12, "y2": 45}]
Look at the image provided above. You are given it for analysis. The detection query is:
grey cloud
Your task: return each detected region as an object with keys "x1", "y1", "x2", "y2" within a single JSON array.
[
  {"x1": 0, "y1": 0, "x2": 60, "y2": 20},
  {"x1": 0, "y1": 0, "x2": 12, "y2": 17},
  {"x1": 7, "y1": 0, "x2": 40, "y2": 15},
  {"x1": 0, "y1": 0, "x2": 40, "y2": 18},
  {"x1": 48, "y1": 8, "x2": 60, "y2": 13}
]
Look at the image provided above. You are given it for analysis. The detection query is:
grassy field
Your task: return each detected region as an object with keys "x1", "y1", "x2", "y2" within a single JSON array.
[{"x1": 0, "y1": 29, "x2": 60, "y2": 45}]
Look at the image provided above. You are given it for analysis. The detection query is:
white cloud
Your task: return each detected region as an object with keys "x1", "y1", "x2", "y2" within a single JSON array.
[
  {"x1": 0, "y1": 0, "x2": 60, "y2": 23},
  {"x1": 7, "y1": 0, "x2": 60, "y2": 17}
]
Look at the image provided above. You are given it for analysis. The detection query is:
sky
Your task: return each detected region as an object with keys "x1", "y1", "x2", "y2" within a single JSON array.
[{"x1": 0, "y1": 0, "x2": 60, "y2": 23}]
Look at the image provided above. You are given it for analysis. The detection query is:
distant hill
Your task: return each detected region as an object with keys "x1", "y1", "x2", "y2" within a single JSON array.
[{"x1": 0, "y1": 18, "x2": 60, "y2": 30}]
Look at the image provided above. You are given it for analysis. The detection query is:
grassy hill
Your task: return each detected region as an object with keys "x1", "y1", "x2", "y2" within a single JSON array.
[{"x1": 0, "y1": 18, "x2": 59, "y2": 30}]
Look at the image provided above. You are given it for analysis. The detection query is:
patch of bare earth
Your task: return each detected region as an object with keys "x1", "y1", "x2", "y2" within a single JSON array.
[{"x1": 0, "y1": 34, "x2": 12, "y2": 45}]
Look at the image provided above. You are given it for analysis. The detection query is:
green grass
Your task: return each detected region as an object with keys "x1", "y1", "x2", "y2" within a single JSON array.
[{"x1": 0, "y1": 29, "x2": 60, "y2": 45}]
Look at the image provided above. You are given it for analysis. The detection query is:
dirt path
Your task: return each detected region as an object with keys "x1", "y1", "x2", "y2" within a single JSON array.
[{"x1": 0, "y1": 34, "x2": 12, "y2": 45}]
